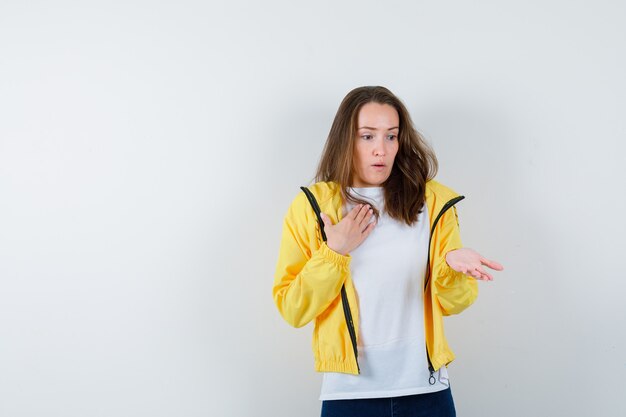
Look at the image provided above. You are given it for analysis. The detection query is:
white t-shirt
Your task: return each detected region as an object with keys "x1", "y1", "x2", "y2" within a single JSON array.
[{"x1": 319, "y1": 186, "x2": 450, "y2": 401}]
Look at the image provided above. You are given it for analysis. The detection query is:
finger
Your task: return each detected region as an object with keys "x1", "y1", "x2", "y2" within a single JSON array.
[
  {"x1": 360, "y1": 215, "x2": 377, "y2": 233},
  {"x1": 348, "y1": 204, "x2": 363, "y2": 220},
  {"x1": 471, "y1": 269, "x2": 483, "y2": 280},
  {"x1": 475, "y1": 265, "x2": 494, "y2": 281},
  {"x1": 475, "y1": 266, "x2": 489, "y2": 276},
  {"x1": 466, "y1": 266, "x2": 485, "y2": 280},
  {"x1": 492, "y1": 261, "x2": 504, "y2": 271},
  {"x1": 361, "y1": 207, "x2": 374, "y2": 225},
  {"x1": 483, "y1": 260, "x2": 504, "y2": 271},
  {"x1": 355, "y1": 204, "x2": 371, "y2": 224},
  {"x1": 481, "y1": 259, "x2": 504, "y2": 271},
  {"x1": 361, "y1": 218, "x2": 377, "y2": 239}
]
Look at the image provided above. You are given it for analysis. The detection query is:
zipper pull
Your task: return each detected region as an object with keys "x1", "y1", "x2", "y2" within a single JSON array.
[{"x1": 428, "y1": 366, "x2": 436, "y2": 385}]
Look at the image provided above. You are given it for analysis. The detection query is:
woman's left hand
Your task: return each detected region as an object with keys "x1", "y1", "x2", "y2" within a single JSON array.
[{"x1": 445, "y1": 248, "x2": 504, "y2": 281}]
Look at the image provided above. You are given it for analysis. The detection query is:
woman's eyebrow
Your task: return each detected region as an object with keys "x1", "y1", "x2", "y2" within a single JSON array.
[{"x1": 358, "y1": 126, "x2": 399, "y2": 130}]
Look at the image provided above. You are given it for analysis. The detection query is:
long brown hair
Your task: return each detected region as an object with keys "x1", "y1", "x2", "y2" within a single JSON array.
[{"x1": 315, "y1": 86, "x2": 438, "y2": 225}]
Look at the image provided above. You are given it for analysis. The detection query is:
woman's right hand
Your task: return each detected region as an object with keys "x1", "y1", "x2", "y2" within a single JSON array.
[{"x1": 320, "y1": 204, "x2": 376, "y2": 255}]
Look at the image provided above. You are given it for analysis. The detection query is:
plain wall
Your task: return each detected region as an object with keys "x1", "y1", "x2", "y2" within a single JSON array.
[{"x1": 1, "y1": 1, "x2": 624, "y2": 416}]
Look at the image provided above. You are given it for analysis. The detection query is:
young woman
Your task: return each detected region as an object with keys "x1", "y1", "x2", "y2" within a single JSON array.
[{"x1": 273, "y1": 86, "x2": 503, "y2": 417}]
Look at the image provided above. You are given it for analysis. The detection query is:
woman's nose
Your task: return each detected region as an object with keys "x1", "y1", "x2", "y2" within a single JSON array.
[{"x1": 373, "y1": 138, "x2": 386, "y2": 156}]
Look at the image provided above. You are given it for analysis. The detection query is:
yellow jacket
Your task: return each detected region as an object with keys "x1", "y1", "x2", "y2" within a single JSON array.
[{"x1": 272, "y1": 180, "x2": 478, "y2": 375}]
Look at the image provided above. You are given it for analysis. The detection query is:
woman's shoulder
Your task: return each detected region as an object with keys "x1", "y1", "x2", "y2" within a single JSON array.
[
  {"x1": 284, "y1": 181, "x2": 341, "y2": 219},
  {"x1": 289, "y1": 180, "x2": 340, "y2": 205},
  {"x1": 304, "y1": 181, "x2": 341, "y2": 203},
  {"x1": 425, "y1": 178, "x2": 461, "y2": 200}
]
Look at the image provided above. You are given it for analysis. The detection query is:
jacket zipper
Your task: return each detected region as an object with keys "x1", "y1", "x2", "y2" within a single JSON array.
[
  {"x1": 423, "y1": 195, "x2": 465, "y2": 384},
  {"x1": 300, "y1": 186, "x2": 361, "y2": 374},
  {"x1": 341, "y1": 286, "x2": 360, "y2": 373}
]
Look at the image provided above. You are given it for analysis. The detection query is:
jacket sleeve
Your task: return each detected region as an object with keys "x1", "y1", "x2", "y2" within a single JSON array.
[
  {"x1": 432, "y1": 205, "x2": 478, "y2": 316},
  {"x1": 272, "y1": 193, "x2": 351, "y2": 328}
]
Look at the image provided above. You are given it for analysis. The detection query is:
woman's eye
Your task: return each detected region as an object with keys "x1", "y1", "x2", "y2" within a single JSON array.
[
  {"x1": 387, "y1": 134, "x2": 397, "y2": 140},
  {"x1": 361, "y1": 134, "x2": 373, "y2": 140}
]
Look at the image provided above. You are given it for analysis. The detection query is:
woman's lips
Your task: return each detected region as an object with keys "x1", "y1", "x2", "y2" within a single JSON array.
[{"x1": 372, "y1": 164, "x2": 386, "y2": 171}]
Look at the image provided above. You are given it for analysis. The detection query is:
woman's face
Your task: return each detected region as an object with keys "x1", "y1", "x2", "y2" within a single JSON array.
[{"x1": 352, "y1": 102, "x2": 400, "y2": 187}]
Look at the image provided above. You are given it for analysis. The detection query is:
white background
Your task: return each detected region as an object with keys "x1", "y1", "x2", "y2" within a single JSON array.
[{"x1": 1, "y1": 1, "x2": 624, "y2": 416}]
